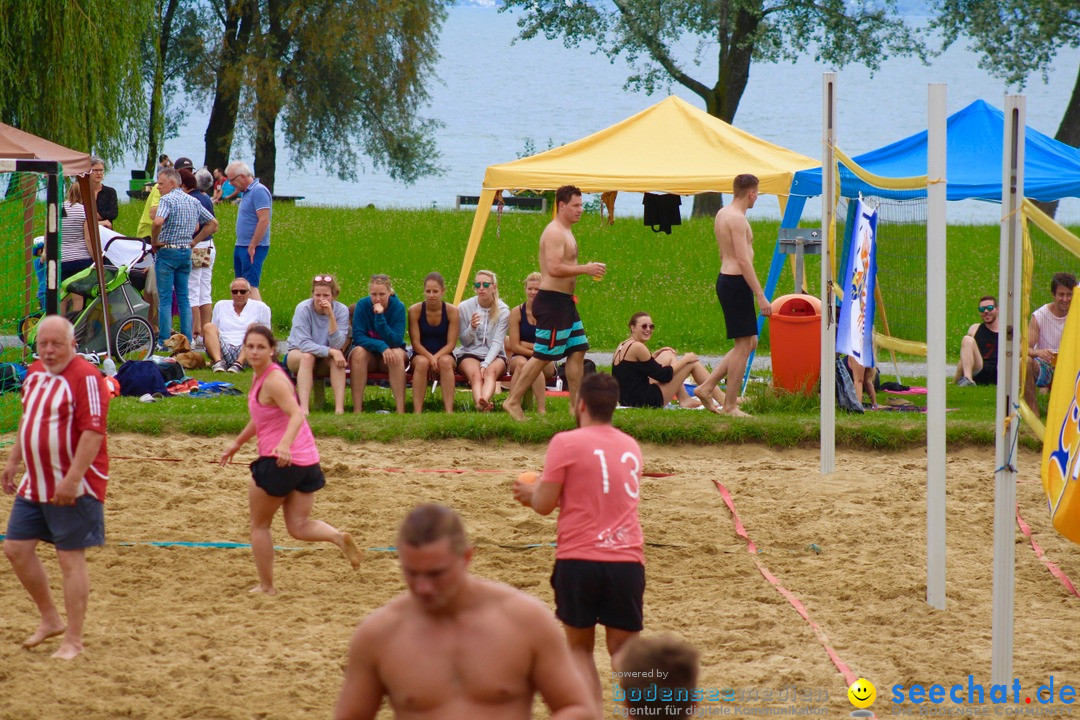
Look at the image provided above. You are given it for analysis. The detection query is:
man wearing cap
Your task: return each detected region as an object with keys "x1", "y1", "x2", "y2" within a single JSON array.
[
  {"x1": 151, "y1": 166, "x2": 218, "y2": 343},
  {"x1": 225, "y1": 160, "x2": 272, "y2": 302}
]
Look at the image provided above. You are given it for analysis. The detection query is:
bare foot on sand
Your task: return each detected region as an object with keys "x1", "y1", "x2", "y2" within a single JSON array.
[
  {"x1": 341, "y1": 532, "x2": 362, "y2": 570},
  {"x1": 721, "y1": 406, "x2": 751, "y2": 417},
  {"x1": 22, "y1": 621, "x2": 65, "y2": 649},
  {"x1": 249, "y1": 584, "x2": 277, "y2": 595},
  {"x1": 694, "y1": 387, "x2": 721, "y2": 414},
  {"x1": 50, "y1": 639, "x2": 82, "y2": 660},
  {"x1": 502, "y1": 397, "x2": 526, "y2": 421}
]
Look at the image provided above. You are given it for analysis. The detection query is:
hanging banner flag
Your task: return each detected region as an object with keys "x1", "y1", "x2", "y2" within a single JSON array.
[
  {"x1": 836, "y1": 198, "x2": 878, "y2": 366},
  {"x1": 1041, "y1": 302, "x2": 1080, "y2": 545}
]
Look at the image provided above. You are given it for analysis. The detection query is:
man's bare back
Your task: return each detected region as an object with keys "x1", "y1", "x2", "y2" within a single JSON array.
[
  {"x1": 715, "y1": 205, "x2": 754, "y2": 277},
  {"x1": 335, "y1": 519, "x2": 592, "y2": 720}
]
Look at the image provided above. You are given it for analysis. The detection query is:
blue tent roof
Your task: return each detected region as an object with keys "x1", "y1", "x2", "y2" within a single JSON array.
[{"x1": 788, "y1": 99, "x2": 1080, "y2": 202}]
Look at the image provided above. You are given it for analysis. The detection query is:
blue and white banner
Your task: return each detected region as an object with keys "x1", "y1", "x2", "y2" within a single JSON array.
[{"x1": 836, "y1": 198, "x2": 878, "y2": 366}]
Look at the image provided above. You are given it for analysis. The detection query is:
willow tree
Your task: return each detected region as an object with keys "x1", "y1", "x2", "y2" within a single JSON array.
[
  {"x1": 0, "y1": 0, "x2": 151, "y2": 164},
  {"x1": 500, "y1": 0, "x2": 926, "y2": 215},
  {"x1": 193, "y1": 0, "x2": 446, "y2": 192},
  {"x1": 934, "y1": 0, "x2": 1080, "y2": 216}
]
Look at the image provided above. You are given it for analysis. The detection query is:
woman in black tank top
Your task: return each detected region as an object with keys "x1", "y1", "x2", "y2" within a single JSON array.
[
  {"x1": 407, "y1": 272, "x2": 459, "y2": 413},
  {"x1": 506, "y1": 273, "x2": 556, "y2": 414}
]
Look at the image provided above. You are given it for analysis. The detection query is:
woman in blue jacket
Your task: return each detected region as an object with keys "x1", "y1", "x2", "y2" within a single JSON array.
[{"x1": 349, "y1": 274, "x2": 408, "y2": 413}]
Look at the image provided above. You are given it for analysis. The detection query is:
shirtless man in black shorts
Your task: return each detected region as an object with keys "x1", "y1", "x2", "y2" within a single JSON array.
[
  {"x1": 693, "y1": 174, "x2": 771, "y2": 416},
  {"x1": 503, "y1": 185, "x2": 605, "y2": 420}
]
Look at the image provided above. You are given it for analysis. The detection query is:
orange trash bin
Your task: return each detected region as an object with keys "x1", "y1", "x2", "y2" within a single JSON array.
[{"x1": 768, "y1": 294, "x2": 822, "y2": 394}]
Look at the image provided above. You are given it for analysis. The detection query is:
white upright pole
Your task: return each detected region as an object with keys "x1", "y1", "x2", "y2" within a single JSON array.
[
  {"x1": 820, "y1": 72, "x2": 837, "y2": 475},
  {"x1": 926, "y1": 84, "x2": 947, "y2": 610},
  {"x1": 992, "y1": 94, "x2": 1024, "y2": 686}
]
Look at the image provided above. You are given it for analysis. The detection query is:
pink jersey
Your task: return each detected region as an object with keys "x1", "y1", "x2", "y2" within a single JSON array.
[
  {"x1": 18, "y1": 357, "x2": 109, "y2": 502},
  {"x1": 541, "y1": 424, "x2": 644, "y2": 564},
  {"x1": 248, "y1": 364, "x2": 319, "y2": 466}
]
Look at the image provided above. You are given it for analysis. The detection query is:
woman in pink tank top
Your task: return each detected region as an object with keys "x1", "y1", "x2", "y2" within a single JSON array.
[{"x1": 220, "y1": 324, "x2": 361, "y2": 594}]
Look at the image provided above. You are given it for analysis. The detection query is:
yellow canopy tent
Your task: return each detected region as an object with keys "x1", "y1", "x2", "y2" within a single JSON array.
[{"x1": 453, "y1": 95, "x2": 819, "y2": 301}]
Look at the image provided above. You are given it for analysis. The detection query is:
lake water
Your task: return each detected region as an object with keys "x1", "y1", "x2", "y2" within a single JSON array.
[{"x1": 105, "y1": 6, "x2": 1080, "y2": 224}]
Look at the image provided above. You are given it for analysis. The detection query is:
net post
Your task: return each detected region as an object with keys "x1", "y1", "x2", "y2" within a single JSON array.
[
  {"x1": 992, "y1": 94, "x2": 1024, "y2": 686},
  {"x1": 820, "y1": 72, "x2": 837, "y2": 475},
  {"x1": 926, "y1": 83, "x2": 948, "y2": 610}
]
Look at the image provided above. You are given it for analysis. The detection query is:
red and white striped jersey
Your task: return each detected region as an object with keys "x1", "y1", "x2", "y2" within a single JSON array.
[{"x1": 17, "y1": 356, "x2": 110, "y2": 502}]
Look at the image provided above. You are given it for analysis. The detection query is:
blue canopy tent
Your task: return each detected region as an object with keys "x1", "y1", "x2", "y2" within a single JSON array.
[{"x1": 762, "y1": 99, "x2": 1080, "y2": 321}]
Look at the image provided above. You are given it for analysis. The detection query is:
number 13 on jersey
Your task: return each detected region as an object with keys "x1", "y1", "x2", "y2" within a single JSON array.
[{"x1": 592, "y1": 449, "x2": 640, "y2": 497}]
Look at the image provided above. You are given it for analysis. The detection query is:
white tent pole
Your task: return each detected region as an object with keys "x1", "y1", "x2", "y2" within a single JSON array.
[
  {"x1": 926, "y1": 83, "x2": 947, "y2": 610},
  {"x1": 820, "y1": 73, "x2": 837, "y2": 475},
  {"x1": 992, "y1": 94, "x2": 1024, "y2": 686}
]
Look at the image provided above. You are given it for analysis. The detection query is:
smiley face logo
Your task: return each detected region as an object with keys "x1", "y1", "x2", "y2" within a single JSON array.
[{"x1": 848, "y1": 678, "x2": 876, "y2": 709}]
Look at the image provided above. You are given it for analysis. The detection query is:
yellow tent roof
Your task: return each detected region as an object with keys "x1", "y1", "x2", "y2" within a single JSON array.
[{"x1": 483, "y1": 95, "x2": 819, "y2": 196}]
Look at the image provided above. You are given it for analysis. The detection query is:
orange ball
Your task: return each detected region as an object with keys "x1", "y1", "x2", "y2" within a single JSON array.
[{"x1": 517, "y1": 471, "x2": 538, "y2": 484}]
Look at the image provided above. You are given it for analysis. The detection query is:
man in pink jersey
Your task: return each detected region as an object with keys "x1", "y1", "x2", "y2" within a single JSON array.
[
  {"x1": 513, "y1": 371, "x2": 644, "y2": 714},
  {"x1": 2, "y1": 316, "x2": 110, "y2": 660}
]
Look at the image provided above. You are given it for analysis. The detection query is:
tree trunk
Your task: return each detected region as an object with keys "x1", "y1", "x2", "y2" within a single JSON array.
[
  {"x1": 1034, "y1": 61, "x2": 1080, "y2": 219},
  {"x1": 251, "y1": 0, "x2": 293, "y2": 195},
  {"x1": 202, "y1": 0, "x2": 255, "y2": 171},
  {"x1": 144, "y1": 0, "x2": 181, "y2": 175},
  {"x1": 691, "y1": 7, "x2": 757, "y2": 218}
]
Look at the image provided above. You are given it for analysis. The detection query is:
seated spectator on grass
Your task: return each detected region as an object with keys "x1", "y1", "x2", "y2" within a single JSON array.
[
  {"x1": 407, "y1": 272, "x2": 459, "y2": 414},
  {"x1": 955, "y1": 295, "x2": 999, "y2": 387},
  {"x1": 350, "y1": 274, "x2": 408, "y2": 414},
  {"x1": 454, "y1": 270, "x2": 509, "y2": 412},
  {"x1": 287, "y1": 274, "x2": 350, "y2": 415},
  {"x1": 506, "y1": 272, "x2": 555, "y2": 415},
  {"x1": 612, "y1": 312, "x2": 722, "y2": 409},
  {"x1": 205, "y1": 278, "x2": 271, "y2": 373},
  {"x1": 1025, "y1": 272, "x2": 1076, "y2": 418}
]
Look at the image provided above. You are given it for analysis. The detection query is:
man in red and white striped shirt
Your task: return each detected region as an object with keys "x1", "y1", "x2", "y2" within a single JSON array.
[{"x1": 2, "y1": 316, "x2": 110, "y2": 660}]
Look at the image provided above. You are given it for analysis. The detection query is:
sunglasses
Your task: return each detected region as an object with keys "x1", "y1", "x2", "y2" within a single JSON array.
[
  {"x1": 979, "y1": 305, "x2": 996, "y2": 312},
  {"x1": 314, "y1": 275, "x2": 333, "y2": 283},
  {"x1": 638, "y1": 323, "x2": 655, "y2": 330},
  {"x1": 473, "y1": 281, "x2": 493, "y2": 289},
  {"x1": 231, "y1": 288, "x2": 249, "y2": 295}
]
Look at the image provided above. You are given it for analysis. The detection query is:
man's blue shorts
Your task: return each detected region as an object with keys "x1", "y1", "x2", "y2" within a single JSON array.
[
  {"x1": 6, "y1": 495, "x2": 105, "y2": 550},
  {"x1": 1034, "y1": 357, "x2": 1055, "y2": 388},
  {"x1": 233, "y1": 245, "x2": 269, "y2": 288}
]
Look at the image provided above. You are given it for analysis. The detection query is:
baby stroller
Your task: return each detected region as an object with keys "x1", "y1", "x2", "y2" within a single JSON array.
[{"x1": 22, "y1": 233, "x2": 156, "y2": 363}]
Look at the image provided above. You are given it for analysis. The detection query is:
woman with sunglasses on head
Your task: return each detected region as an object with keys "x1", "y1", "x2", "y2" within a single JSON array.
[
  {"x1": 221, "y1": 324, "x2": 361, "y2": 595},
  {"x1": 407, "y1": 272, "x2": 459, "y2": 413},
  {"x1": 612, "y1": 312, "x2": 725, "y2": 409},
  {"x1": 88, "y1": 156, "x2": 118, "y2": 229},
  {"x1": 454, "y1": 270, "x2": 510, "y2": 411},
  {"x1": 350, "y1": 274, "x2": 408, "y2": 414},
  {"x1": 285, "y1": 274, "x2": 350, "y2": 414},
  {"x1": 506, "y1": 272, "x2": 555, "y2": 415}
]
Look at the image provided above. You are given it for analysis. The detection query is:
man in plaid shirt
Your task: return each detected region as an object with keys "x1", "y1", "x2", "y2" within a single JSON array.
[{"x1": 151, "y1": 167, "x2": 219, "y2": 343}]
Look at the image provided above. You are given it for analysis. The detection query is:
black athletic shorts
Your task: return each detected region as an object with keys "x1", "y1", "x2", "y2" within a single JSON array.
[
  {"x1": 250, "y1": 457, "x2": 326, "y2": 497},
  {"x1": 973, "y1": 364, "x2": 997, "y2": 386},
  {"x1": 716, "y1": 273, "x2": 758, "y2": 339},
  {"x1": 550, "y1": 558, "x2": 645, "y2": 632},
  {"x1": 533, "y1": 290, "x2": 589, "y2": 361}
]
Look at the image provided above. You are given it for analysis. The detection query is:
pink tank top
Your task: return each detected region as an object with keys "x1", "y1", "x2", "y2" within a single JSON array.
[{"x1": 248, "y1": 364, "x2": 320, "y2": 466}]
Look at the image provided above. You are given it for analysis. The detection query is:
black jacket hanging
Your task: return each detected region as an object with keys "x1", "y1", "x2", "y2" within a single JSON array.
[{"x1": 642, "y1": 193, "x2": 682, "y2": 234}]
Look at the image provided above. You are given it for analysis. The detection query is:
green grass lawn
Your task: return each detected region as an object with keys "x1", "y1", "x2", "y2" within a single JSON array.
[
  {"x1": 107, "y1": 201, "x2": 1078, "y2": 361},
  {"x1": 3, "y1": 200, "x2": 1067, "y2": 448}
]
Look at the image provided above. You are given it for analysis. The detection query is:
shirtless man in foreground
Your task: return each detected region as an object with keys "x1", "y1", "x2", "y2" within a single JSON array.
[
  {"x1": 334, "y1": 504, "x2": 594, "y2": 720},
  {"x1": 504, "y1": 185, "x2": 605, "y2": 420},
  {"x1": 693, "y1": 173, "x2": 771, "y2": 416}
]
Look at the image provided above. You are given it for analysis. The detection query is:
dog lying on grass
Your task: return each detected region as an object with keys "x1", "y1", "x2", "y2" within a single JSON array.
[{"x1": 163, "y1": 332, "x2": 207, "y2": 370}]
